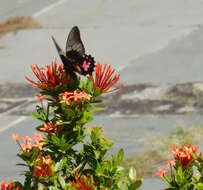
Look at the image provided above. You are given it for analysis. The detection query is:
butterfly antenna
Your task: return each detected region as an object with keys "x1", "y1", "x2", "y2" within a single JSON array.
[{"x1": 51, "y1": 36, "x2": 66, "y2": 56}]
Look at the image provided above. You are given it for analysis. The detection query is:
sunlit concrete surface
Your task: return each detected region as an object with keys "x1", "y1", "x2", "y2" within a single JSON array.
[
  {"x1": 1, "y1": 0, "x2": 203, "y2": 83},
  {"x1": 0, "y1": 0, "x2": 56, "y2": 22}
]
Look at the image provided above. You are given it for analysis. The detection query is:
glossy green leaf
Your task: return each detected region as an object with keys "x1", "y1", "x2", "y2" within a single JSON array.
[
  {"x1": 58, "y1": 175, "x2": 66, "y2": 189},
  {"x1": 54, "y1": 158, "x2": 66, "y2": 171},
  {"x1": 129, "y1": 167, "x2": 137, "y2": 181},
  {"x1": 115, "y1": 148, "x2": 124, "y2": 166},
  {"x1": 129, "y1": 180, "x2": 142, "y2": 190}
]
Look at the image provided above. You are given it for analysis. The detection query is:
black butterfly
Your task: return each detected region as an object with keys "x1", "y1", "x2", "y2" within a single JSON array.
[{"x1": 52, "y1": 26, "x2": 95, "y2": 77}]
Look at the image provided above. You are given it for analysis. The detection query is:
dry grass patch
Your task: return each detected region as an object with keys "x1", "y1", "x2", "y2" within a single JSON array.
[
  {"x1": 0, "y1": 16, "x2": 41, "y2": 38},
  {"x1": 0, "y1": 45, "x2": 5, "y2": 49}
]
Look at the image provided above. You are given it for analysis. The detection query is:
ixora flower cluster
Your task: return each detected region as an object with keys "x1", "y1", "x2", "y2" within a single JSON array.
[
  {"x1": 1, "y1": 60, "x2": 143, "y2": 190},
  {"x1": 156, "y1": 141, "x2": 203, "y2": 189}
]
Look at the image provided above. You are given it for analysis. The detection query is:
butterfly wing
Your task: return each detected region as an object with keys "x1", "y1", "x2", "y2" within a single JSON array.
[
  {"x1": 52, "y1": 36, "x2": 78, "y2": 74},
  {"x1": 52, "y1": 36, "x2": 67, "y2": 64},
  {"x1": 66, "y1": 26, "x2": 85, "y2": 56},
  {"x1": 52, "y1": 26, "x2": 95, "y2": 76}
]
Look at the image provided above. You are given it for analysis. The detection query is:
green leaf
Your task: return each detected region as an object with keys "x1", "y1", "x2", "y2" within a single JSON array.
[
  {"x1": 193, "y1": 183, "x2": 203, "y2": 190},
  {"x1": 58, "y1": 175, "x2": 66, "y2": 189},
  {"x1": 87, "y1": 126, "x2": 92, "y2": 136},
  {"x1": 93, "y1": 106, "x2": 105, "y2": 111},
  {"x1": 164, "y1": 174, "x2": 171, "y2": 184},
  {"x1": 93, "y1": 150, "x2": 100, "y2": 159},
  {"x1": 93, "y1": 160, "x2": 103, "y2": 173},
  {"x1": 85, "y1": 77, "x2": 94, "y2": 93},
  {"x1": 86, "y1": 116, "x2": 94, "y2": 123},
  {"x1": 115, "y1": 148, "x2": 124, "y2": 166},
  {"x1": 77, "y1": 109, "x2": 94, "y2": 125},
  {"x1": 31, "y1": 112, "x2": 43, "y2": 121},
  {"x1": 48, "y1": 186, "x2": 60, "y2": 190},
  {"x1": 30, "y1": 148, "x2": 40, "y2": 162},
  {"x1": 36, "y1": 105, "x2": 47, "y2": 120},
  {"x1": 31, "y1": 104, "x2": 48, "y2": 121},
  {"x1": 54, "y1": 158, "x2": 66, "y2": 171},
  {"x1": 13, "y1": 181, "x2": 23, "y2": 189},
  {"x1": 183, "y1": 166, "x2": 193, "y2": 180},
  {"x1": 38, "y1": 186, "x2": 43, "y2": 190},
  {"x1": 117, "y1": 166, "x2": 124, "y2": 173},
  {"x1": 129, "y1": 167, "x2": 137, "y2": 181},
  {"x1": 51, "y1": 135, "x2": 61, "y2": 146},
  {"x1": 177, "y1": 166, "x2": 183, "y2": 177},
  {"x1": 56, "y1": 120, "x2": 71, "y2": 125},
  {"x1": 129, "y1": 180, "x2": 142, "y2": 190},
  {"x1": 175, "y1": 166, "x2": 183, "y2": 184},
  {"x1": 92, "y1": 99, "x2": 104, "y2": 104},
  {"x1": 90, "y1": 128, "x2": 99, "y2": 143},
  {"x1": 61, "y1": 104, "x2": 75, "y2": 118},
  {"x1": 94, "y1": 87, "x2": 101, "y2": 96},
  {"x1": 24, "y1": 175, "x2": 31, "y2": 188}
]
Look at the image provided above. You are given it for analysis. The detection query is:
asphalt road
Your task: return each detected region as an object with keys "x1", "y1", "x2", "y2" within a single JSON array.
[{"x1": 0, "y1": 0, "x2": 203, "y2": 189}]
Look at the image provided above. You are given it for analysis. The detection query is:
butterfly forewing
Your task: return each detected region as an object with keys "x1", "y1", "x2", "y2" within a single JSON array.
[{"x1": 66, "y1": 26, "x2": 85, "y2": 56}]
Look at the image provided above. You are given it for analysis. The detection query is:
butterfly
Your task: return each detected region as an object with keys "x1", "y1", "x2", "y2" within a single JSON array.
[{"x1": 52, "y1": 26, "x2": 95, "y2": 77}]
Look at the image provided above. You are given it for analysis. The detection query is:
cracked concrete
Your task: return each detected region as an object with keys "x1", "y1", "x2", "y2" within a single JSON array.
[
  {"x1": 100, "y1": 83, "x2": 203, "y2": 116},
  {"x1": 1, "y1": 83, "x2": 203, "y2": 116}
]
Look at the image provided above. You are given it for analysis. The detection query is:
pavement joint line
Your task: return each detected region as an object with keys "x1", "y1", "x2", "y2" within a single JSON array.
[
  {"x1": 0, "y1": 116, "x2": 27, "y2": 133},
  {"x1": 0, "y1": 98, "x2": 35, "y2": 117},
  {"x1": 117, "y1": 26, "x2": 200, "y2": 72},
  {"x1": 33, "y1": 0, "x2": 69, "y2": 18}
]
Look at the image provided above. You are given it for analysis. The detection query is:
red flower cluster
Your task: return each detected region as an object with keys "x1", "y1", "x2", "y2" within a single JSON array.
[
  {"x1": 167, "y1": 159, "x2": 176, "y2": 167},
  {"x1": 39, "y1": 122, "x2": 58, "y2": 135},
  {"x1": 156, "y1": 142, "x2": 199, "y2": 179},
  {"x1": 59, "y1": 90, "x2": 92, "y2": 106},
  {"x1": 25, "y1": 61, "x2": 70, "y2": 89},
  {"x1": 33, "y1": 156, "x2": 54, "y2": 178},
  {"x1": 90, "y1": 63, "x2": 123, "y2": 93},
  {"x1": 92, "y1": 125, "x2": 103, "y2": 133},
  {"x1": 1, "y1": 181, "x2": 19, "y2": 190},
  {"x1": 171, "y1": 141, "x2": 198, "y2": 168},
  {"x1": 70, "y1": 171, "x2": 97, "y2": 190},
  {"x1": 155, "y1": 169, "x2": 168, "y2": 178},
  {"x1": 12, "y1": 133, "x2": 45, "y2": 151}
]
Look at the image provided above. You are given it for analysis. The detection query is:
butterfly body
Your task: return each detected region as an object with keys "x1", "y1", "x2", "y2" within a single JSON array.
[{"x1": 52, "y1": 26, "x2": 95, "y2": 77}]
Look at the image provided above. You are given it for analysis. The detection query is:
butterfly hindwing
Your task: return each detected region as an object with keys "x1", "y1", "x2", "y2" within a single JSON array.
[{"x1": 66, "y1": 26, "x2": 85, "y2": 56}]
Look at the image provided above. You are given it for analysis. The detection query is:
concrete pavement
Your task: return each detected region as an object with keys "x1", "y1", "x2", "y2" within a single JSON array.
[
  {"x1": 0, "y1": 0, "x2": 56, "y2": 22},
  {"x1": 1, "y1": 0, "x2": 203, "y2": 83}
]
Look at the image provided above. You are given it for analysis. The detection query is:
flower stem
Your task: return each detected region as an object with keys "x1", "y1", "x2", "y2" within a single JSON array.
[{"x1": 33, "y1": 178, "x2": 38, "y2": 190}]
